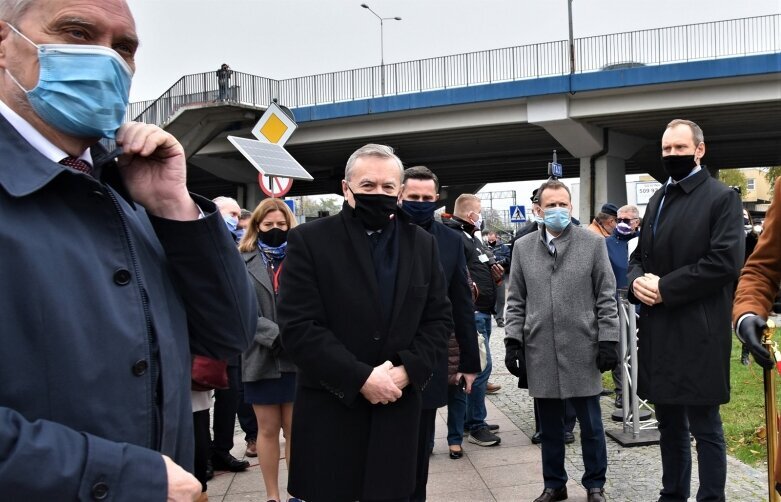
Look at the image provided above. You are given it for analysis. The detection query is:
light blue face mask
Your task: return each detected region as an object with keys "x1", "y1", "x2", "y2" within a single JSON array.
[
  {"x1": 224, "y1": 216, "x2": 239, "y2": 231},
  {"x1": 7, "y1": 25, "x2": 133, "y2": 139},
  {"x1": 543, "y1": 207, "x2": 571, "y2": 233}
]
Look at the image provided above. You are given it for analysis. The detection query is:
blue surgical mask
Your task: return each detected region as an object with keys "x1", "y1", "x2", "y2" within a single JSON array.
[
  {"x1": 401, "y1": 200, "x2": 437, "y2": 227},
  {"x1": 224, "y1": 216, "x2": 239, "y2": 231},
  {"x1": 543, "y1": 207, "x2": 571, "y2": 233},
  {"x1": 7, "y1": 25, "x2": 132, "y2": 139}
]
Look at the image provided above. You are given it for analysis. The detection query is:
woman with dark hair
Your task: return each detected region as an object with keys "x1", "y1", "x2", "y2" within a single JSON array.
[{"x1": 239, "y1": 198, "x2": 299, "y2": 502}]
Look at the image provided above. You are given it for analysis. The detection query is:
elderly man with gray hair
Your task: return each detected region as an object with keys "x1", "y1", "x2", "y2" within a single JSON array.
[
  {"x1": 278, "y1": 143, "x2": 451, "y2": 501},
  {"x1": 504, "y1": 179, "x2": 619, "y2": 502}
]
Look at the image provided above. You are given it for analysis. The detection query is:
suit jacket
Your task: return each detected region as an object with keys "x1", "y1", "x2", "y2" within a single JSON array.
[
  {"x1": 628, "y1": 168, "x2": 743, "y2": 405},
  {"x1": 0, "y1": 115, "x2": 256, "y2": 499},
  {"x1": 241, "y1": 250, "x2": 296, "y2": 382},
  {"x1": 734, "y1": 181, "x2": 781, "y2": 323},
  {"x1": 277, "y1": 208, "x2": 451, "y2": 501},
  {"x1": 421, "y1": 221, "x2": 480, "y2": 409}
]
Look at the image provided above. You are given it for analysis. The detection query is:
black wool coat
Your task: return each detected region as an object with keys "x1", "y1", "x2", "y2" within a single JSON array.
[
  {"x1": 278, "y1": 208, "x2": 452, "y2": 502},
  {"x1": 628, "y1": 168, "x2": 743, "y2": 405}
]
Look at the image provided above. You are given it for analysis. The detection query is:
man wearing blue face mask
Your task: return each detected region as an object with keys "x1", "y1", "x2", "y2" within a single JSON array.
[
  {"x1": 504, "y1": 179, "x2": 619, "y2": 502},
  {"x1": 0, "y1": 1, "x2": 256, "y2": 500},
  {"x1": 399, "y1": 165, "x2": 480, "y2": 501}
]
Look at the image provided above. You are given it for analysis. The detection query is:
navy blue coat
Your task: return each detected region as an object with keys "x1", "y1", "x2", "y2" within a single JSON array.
[
  {"x1": 421, "y1": 221, "x2": 481, "y2": 409},
  {"x1": 0, "y1": 115, "x2": 256, "y2": 500}
]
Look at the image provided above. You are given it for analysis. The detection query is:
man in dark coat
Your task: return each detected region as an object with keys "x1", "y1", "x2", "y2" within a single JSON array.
[
  {"x1": 399, "y1": 166, "x2": 481, "y2": 501},
  {"x1": 278, "y1": 144, "x2": 451, "y2": 502},
  {"x1": 0, "y1": 1, "x2": 256, "y2": 499},
  {"x1": 628, "y1": 119, "x2": 743, "y2": 502},
  {"x1": 443, "y1": 194, "x2": 503, "y2": 447}
]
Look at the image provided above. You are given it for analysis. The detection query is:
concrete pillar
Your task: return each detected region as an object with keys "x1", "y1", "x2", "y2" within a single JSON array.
[
  {"x1": 239, "y1": 183, "x2": 265, "y2": 210},
  {"x1": 595, "y1": 155, "x2": 628, "y2": 208}
]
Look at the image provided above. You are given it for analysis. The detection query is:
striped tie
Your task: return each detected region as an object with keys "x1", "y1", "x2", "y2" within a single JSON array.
[{"x1": 59, "y1": 156, "x2": 93, "y2": 176}]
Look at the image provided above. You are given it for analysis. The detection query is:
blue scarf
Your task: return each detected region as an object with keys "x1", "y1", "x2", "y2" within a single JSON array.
[{"x1": 258, "y1": 241, "x2": 287, "y2": 267}]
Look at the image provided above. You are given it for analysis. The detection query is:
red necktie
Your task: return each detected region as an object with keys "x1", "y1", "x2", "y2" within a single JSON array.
[{"x1": 59, "y1": 156, "x2": 93, "y2": 176}]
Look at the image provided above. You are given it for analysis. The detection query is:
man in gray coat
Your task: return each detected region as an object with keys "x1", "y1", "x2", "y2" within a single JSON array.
[{"x1": 504, "y1": 179, "x2": 619, "y2": 502}]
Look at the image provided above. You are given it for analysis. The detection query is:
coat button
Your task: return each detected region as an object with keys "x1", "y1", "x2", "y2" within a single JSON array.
[
  {"x1": 91, "y1": 482, "x2": 109, "y2": 500},
  {"x1": 113, "y1": 269, "x2": 131, "y2": 285},
  {"x1": 90, "y1": 190, "x2": 105, "y2": 199},
  {"x1": 338, "y1": 392, "x2": 345, "y2": 399},
  {"x1": 132, "y1": 360, "x2": 148, "y2": 376},
  {"x1": 373, "y1": 332, "x2": 381, "y2": 341}
]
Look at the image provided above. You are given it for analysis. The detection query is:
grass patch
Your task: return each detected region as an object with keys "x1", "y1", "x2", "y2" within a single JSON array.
[{"x1": 723, "y1": 336, "x2": 768, "y2": 467}]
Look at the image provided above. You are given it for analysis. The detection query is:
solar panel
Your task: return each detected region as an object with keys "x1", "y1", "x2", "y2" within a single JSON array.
[{"x1": 227, "y1": 136, "x2": 313, "y2": 181}]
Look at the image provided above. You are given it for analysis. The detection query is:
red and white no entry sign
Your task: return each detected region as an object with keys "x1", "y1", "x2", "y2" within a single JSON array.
[{"x1": 258, "y1": 174, "x2": 293, "y2": 197}]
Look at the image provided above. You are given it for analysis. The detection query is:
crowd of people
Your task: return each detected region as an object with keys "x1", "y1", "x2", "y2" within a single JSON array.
[{"x1": 0, "y1": 1, "x2": 777, "y2": 501}]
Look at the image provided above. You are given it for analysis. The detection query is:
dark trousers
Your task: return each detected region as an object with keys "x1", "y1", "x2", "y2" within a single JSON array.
[
  {"x1": 411, "y1": 408, "x2": 437, "y2": 502},
  {"x1": 211, "y1": 364, "x2": 242, "y2": 453},
  {"x1": 655, "y1": 403, "x2": 726, "y2": 502},
  {"x1": 193, "y1": 409, "x2": 210, "y2": 492},
  {"x1": 537, "y1": 395, "x2": 607, "y2": 490},
  {"x1": 534, "y1": 398, "x2": 576, "y2": 433}
]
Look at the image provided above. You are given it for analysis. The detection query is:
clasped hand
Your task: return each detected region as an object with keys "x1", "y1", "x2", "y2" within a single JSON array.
[
  {"x1": 360, "y1": 361, "x2": 407, "y2": 404},
  {"x1": 632, "y1": 273, "x2": 663, "y2": 306}
]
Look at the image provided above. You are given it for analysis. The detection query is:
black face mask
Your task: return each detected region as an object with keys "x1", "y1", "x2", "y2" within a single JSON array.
[
  {"x1": 661, "y1": 154, "x2": 696, "y2": 182},
  {"x1": 349, "y1": 186, "x2": 398, "y2": 230},
  {"x1": 258, "y1": 227, "x2": 288, "y2": 247}
]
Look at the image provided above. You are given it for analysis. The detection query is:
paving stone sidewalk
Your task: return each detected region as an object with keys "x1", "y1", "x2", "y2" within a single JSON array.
[{"x1": 210, "y1": 320, "x2": 768, "y2": 501}]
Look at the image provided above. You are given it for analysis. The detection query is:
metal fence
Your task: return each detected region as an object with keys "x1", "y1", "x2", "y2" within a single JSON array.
[{"x1": 128, "y1": 14, "x2": 780, "y2": 126}]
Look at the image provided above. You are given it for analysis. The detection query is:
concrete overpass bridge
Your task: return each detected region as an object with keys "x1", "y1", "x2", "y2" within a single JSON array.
[{"x1": 127, "y1": 14, "x2": 781, "y2": 218}]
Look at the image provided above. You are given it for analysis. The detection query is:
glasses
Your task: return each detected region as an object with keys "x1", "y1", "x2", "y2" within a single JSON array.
[{"x1": 616, "y1": 218, "x2": 638, "y2": 224}]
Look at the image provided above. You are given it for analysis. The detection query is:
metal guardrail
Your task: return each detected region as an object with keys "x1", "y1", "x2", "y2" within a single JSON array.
[{"x1": 129, "y1": 14, "x2": 780, "y2": 126}]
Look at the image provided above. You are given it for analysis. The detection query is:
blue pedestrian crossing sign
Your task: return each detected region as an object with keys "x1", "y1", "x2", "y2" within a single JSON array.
[{"x1": 509, "y1": 205, "x2": 526, "y2": 223}]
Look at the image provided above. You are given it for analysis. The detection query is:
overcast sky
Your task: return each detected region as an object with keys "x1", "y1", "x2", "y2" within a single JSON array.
[{"x1": 125, "y1": 0, "x2": 780, "y2": 102}]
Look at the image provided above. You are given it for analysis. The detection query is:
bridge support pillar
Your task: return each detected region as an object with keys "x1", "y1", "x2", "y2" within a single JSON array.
[{"x1": 237, "y1": 183, "x2": 265, "y2": 210}]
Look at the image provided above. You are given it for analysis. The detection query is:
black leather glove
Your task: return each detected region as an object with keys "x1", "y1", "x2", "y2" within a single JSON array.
[
  {"x1": 596, "y1": 341, "x2": 618, "y2": 372},
  {"x1": 504, "y1": 338, "x2": 526, "y2": 378},
  {"x1": 737, "y1": 315, "x2": 774, "y2": 370}
]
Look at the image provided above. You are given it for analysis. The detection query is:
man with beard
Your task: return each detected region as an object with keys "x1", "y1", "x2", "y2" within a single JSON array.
[{"x1": 399, "y1": 165, "x2": 480, "y2": 501}]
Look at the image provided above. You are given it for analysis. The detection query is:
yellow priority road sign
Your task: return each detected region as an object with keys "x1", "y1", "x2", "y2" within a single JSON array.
[{"x1": 251, "y1": 102, "x2": 297, "y2": 146}]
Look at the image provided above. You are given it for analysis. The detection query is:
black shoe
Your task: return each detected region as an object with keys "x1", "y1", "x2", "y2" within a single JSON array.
[
  {"x1": 488, "y1": 423, "x2": 500, "y2": 432},
  {"x1": 448, "y1": 445, "x2": 464, "y2": 459},
  {"x1": 531, "y1": 431, "x2": 542, "y2": 444},
  {"x1": 205, "y1": 459, "x2": 214, "y2": 481},
  {"x1": 467, "y1": 427, "x2": 501, "y2": 447},
  {"x1": 533, "y1": 486, "x2": 568, "y2": 502},
  {"x1": 496, "y1": 319, "x2": 505, "y2": 327},
  {"x1": 564, "y1": 431, "x2": 575, "y2": 444},
  {"x1": 614, "y1": 394, "x2": 623, "y2": 409},
  {"x1": 211, "y1": 452, "x2": 250, "y2": 472},
  {"x1": 586, "y1": 487, "x2": 606, "y2": 502}
]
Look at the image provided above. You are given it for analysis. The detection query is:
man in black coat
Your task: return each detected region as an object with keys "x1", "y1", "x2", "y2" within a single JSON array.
[
  {"x1": 443, "y1": 194, "x2": 503, "y2": 447},
  {"x1": 278, "y1": 144, "x2": 451, "y2": 502},
  {"x1": 399, "y1": 166, "x2": 481, "y2": 501},
  {"x1": 628, "y1": 119, "x2": 743, "y2": 502}
]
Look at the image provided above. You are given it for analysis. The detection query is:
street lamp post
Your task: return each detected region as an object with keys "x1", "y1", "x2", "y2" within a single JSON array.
[{"x1": 360, "y1": 3, "x2": 401, "y2": 95}]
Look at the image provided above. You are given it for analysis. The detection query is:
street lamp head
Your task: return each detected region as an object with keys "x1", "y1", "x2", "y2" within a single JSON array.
[
  {"x1": 360, "y1": 3, "x2": 369, "y2": 8},
  {"x1": 394, "y1": 16, "x2": 402, "y2": 20}
]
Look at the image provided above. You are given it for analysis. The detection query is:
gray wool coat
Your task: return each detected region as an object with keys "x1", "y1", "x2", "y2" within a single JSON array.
[
  {"x1": 504, "y1": 223, "x2": 619, "y2": 399},
  {"x1": 241, "y1": 250, "x2": 297, "y2": 382}
]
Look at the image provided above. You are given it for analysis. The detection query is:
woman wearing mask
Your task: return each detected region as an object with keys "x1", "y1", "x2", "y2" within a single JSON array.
[{"x1": 238, "y1": 198, "x2": 298, "y2": 502}]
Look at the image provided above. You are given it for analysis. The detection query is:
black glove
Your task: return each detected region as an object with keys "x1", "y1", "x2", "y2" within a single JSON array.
[
  {"x1": 737, "y1": 315, "x2": 774, "y2": 370},
  {"x1": 596, "y1": 341, "x2": 618, "y2": 372},
  {"x1": 504, "y1": 338, "x2": 526, "y2": 378}
]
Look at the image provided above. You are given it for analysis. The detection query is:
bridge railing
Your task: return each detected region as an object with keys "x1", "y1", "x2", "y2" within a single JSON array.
[{"x1": 128, "y1": 14, "x2": 780, "y2": 125}]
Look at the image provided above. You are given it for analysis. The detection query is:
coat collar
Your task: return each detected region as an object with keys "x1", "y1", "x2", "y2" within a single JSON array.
[
  {"x1": 338, "y1": 204, "x2": 417, "y2": 332},
  {"x1": 243, "y1": 250, "x2": 274, "y2": 296},
  {"x1": 0, "y1": 113, "x2": 134, "y2": 206},
  {"x1": 672, "y1": 166, "x2": 709, "y2": 194}
]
